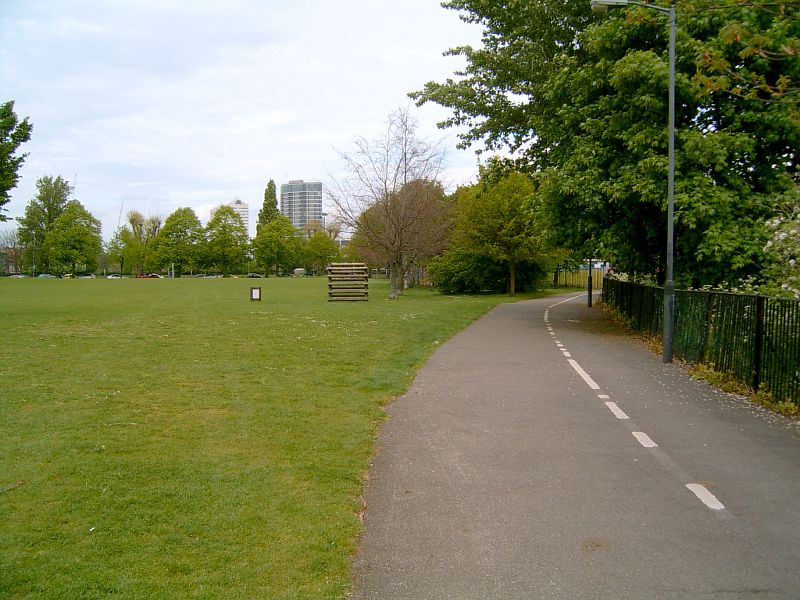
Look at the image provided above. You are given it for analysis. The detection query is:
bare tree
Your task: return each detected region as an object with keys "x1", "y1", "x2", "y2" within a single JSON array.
[
  {"x1": 329, "y1": 106, "x2": 448, "y2": 298},
  {"x1": 0, "y1": 227, "x2": 24, "y2": 273}
]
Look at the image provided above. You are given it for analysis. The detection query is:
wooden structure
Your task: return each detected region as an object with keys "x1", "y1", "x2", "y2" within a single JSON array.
[{"x1": 327, "y1": 263, "x2": 369, "y2": 302}]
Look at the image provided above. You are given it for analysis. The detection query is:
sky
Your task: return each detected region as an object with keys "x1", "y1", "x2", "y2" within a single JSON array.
[{"x1": 0, "y1": 0, "x2": 484, "y2": 239}]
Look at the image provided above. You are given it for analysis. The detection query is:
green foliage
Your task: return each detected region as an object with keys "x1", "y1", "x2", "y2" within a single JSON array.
[
  {"x1": 304, "y1": 230, "x2": 340, "y2": 274},
  {"x1": 204, "y1": 205, "x2": 249, "y2": 276},
  {"x1": 17, "y1": 175, "x2": 73, "y2": 273},
  {"x1": 0, "y1": 100, "x2": 32, "y2": 221},
  {"x1": 251, "y1": 214, "x2": 302, "y2": 276},
  {"x1": 761, "y1": 184, "x2": 800, "y2": 299},
  {"x1": 116, "y1": 211, "x2": 162, "y2": 276},
  {"x1": 428, "y1": 249, "x2": 545, "y2": 294},
  {"x1": 689, "y1": 0, "x2": 800, "y2": 102},
  {"x1": 450, "y1": 171, "x2": 544, "y2": 294},
  {"x1": 154, "y1": 207, "x2": 204, "y2": 276},
  {"x1": 46, "y1": 200, "x2": 102, "y2": 273},
  {"x1": 257, "y1": 179, "x2": 281, "y2": 232},
  {"x1": 413, "y1": 0, "x2": 799, "y2": 287}
]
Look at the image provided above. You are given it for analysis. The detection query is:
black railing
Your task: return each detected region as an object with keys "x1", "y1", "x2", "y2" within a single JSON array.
[{"x1": 602, "y1": 278, "x2": 799, "y2": 406}]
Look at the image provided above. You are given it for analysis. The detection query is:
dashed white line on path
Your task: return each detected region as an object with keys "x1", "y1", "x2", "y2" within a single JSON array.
[
  {"x1": 686, "y1": 484, "x2": 726, "y2": 510},
  {"x1": 605, "y1": 402, "x2": 630, "y2": 420},
  {"x1": 545, "y1": 294, "x2": 727, "y2": 513},
  {"x1": 633, "y1": 431, "x2": 658, "y2": 448},
  {"x1": 567, "y1": 359, "x2": 601, "y2": 390}
]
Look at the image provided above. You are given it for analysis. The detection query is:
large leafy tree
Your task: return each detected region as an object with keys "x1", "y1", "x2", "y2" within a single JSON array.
[
  {"x1": 205, "y1": 205, "x2": 249, "y2": 275},
  {"x1": 118, "y1": 210, "x2": 162, "y2": 275},
  {"x1": 431, "y1": 170, "x2": 544, "y2": 294},
  {"x1": 47, "y1": 200, "x2": 102, "y2": 274},
  {"x1": 257, "y1": 179, "x2": 281, "y2": 233},
  {"x1": 0, "y1": 101, "x2": 32, "y2": 221},
  {"x1": 251, "y1": 214, "x2": 302, "y2": 276},
  {"x1": 304, "y1": 230, "x2": 340, "y2": 274},
  {"x1": 413, "y1": 0, "x2": 799, "y2": 287},
  {"x1": 154, "y1": 207, "x2": 204, "y2": 276},
  {"x1": 17, "y1": 175, "x2": 72, "y2": 273}
]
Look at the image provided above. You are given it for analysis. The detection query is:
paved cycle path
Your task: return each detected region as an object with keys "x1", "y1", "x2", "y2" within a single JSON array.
[{"x1": 350, "y1": 293, "x2": 800, "y2": 599}]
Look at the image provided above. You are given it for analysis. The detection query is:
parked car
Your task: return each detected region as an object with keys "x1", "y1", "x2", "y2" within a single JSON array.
[
  {"x1": 245, "y1": 272, "x2": 263, "y2": 278},
  {"x1": 36, "y1": 273, "x2": 58, "y2": 278},
  {"x1": 107, "y1": 274, "x2": 123, "y2": 279},
  {"x1": 77, "y1": 273, "x2": 96, "y2": 279},
  {"x1": 9, "y1": 274, "x2": 28, "y2": 278},
  {"x1": 136, "y1": 273, "x2": 163, "y2": 278}
]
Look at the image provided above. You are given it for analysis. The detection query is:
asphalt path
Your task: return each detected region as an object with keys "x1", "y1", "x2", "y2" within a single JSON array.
[{"x1": 350, "y1": 292, "x2": 800, "y2": 599}]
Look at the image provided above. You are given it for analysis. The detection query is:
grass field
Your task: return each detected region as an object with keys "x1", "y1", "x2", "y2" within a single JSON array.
[{"x1": 1, "y1": 277, "x2": 558, "y2": 599}]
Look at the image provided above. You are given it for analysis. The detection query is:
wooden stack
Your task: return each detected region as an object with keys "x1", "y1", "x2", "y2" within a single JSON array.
[{"x1": 327, "y1": 263, "x2": 369, "y2": 301}]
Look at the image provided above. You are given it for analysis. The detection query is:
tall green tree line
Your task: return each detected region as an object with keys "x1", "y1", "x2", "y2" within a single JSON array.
[{"x1": 413, "y1": 0, "x2": 800, "y2": 289}]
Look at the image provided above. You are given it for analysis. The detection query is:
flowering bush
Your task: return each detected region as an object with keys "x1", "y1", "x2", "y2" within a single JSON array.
[{"x1": 761, "y1": 186, "x2": 800, "y2": 300}]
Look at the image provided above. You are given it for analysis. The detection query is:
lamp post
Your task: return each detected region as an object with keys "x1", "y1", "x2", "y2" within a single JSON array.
[{"x1": 590, "y1": 0, "x2": 675, "y2": 363}]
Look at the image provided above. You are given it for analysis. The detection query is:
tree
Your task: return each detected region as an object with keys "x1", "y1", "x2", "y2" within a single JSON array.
[
  {"x1": 305, "y1": 230, "x2": 340, "y2": 274},
  {"x1": 251, "y1": 215, "x2": 302, "y2": 276},
  {"x1": 17, "y1": 175, "x2": 72, "y2": 273},
  {"x1": 451, "y1": 171, "x2": 542, "y2": 295},
  {"x1": 0, "y1": 101, "x2": 33, "y2": 221},
  {"x1": 205, "y1": 205, "x2": 249, "y2": 275},
  {"x1": 154, "y1": 207, "x2": 204, "y2": 276},
  {"x1": 690, "y1": 0, "x2": 800, "y2": 102},
  {"x1": 47, "y1": 200, "x2": 102, "y2": 274},
  {"x1": 105, "y1": 229, "x2": 127, "y2": 274},
  {"x1": 0, "y1": 228, "x2": 24, "y2": 273},
  {"x1": 257, "y1": 179, "x2": 281, "y2": 233},
  {"x1": 329, "y1": 106, "x2": 448, "y2": 298},
  {"x1": 412, "y1": 1, "x2": 799, "y2": 287},
  {"x1": 119, "y1": 210, "x2": 162, "y2": 275}
]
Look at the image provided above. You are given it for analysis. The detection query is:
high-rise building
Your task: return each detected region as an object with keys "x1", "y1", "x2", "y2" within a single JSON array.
[
  {"x1": 280, "y1": 180, "x2": 323, "y2": 236},
  {"x1": 226, "y1": 198, "x2": 250, "y2": 235}
]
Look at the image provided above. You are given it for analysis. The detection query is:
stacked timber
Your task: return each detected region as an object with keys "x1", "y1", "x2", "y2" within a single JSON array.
[{"x1": 327, "y1": 263, "x2": 369, "y2": 301}]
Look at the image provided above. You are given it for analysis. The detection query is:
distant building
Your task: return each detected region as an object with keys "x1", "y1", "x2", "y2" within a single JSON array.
[
  {"x1": 280, "y1": 180, "x2": 323, "y2": 236},
  {"x1": 227, "y1": 198, "x2": 250, "y2": 234}
]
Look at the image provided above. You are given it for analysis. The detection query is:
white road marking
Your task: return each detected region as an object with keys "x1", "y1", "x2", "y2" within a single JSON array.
[
  {"x1": 547, "y1": 295, "x2": 583, "y2": 310},
  {"x1": 546, "y1": 293, "x2": 727, "y2": 514},
  {"x1": 633, "y1": 431, "x2": 658, "y2": 448},
  {"x1": 686, "y1": 484, "x2": 725, "y2": 510},
  {"x1": 605, "y1": 402, "x2": 629, "y2": 420},
  {"x1": 567, "y1": 359, "x2": 600, "y2": 390}
]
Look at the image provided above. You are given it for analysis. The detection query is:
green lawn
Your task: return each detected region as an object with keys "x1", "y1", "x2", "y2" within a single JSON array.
[{"x1": 1, "y1": 277, "x2": 557, "y2": 599}]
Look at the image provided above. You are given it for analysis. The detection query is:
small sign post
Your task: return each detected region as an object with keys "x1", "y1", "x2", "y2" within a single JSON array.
[{"x1": 250, "y1": 286, "x2": 261, "y2": 301}]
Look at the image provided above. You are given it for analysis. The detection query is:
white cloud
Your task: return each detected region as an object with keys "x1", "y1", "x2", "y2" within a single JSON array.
[{"x1": 1, "y1": 0, "x2": 484, "y2": 239}]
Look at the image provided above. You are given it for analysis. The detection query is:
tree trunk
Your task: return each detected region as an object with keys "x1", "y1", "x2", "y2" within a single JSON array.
[
  {"x1": 388, "y1": 261, "x2": 399, "y2": 299},
  {"x1": 509, "y1": 261, "x2": 516, "y2": 296}
]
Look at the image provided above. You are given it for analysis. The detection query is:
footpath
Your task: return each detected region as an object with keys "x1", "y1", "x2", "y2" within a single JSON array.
[{"x1": 350, "y1": 293, "x2": 800, "y2": 600}]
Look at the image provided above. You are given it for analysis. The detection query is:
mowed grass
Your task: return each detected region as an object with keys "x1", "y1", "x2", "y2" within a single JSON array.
[{"x1": 0, "y1": 277, "x2": 552, "y2": 599}]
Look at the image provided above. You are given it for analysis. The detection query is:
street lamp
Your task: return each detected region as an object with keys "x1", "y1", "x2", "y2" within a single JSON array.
[{"x1": 590, "y1": 0, "x2": 676, "y2": 363}]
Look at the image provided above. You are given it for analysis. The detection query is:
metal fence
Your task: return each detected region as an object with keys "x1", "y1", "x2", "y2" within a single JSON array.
[{"x1": 602, "y1": 278, "x2": 800, "y2": 406}]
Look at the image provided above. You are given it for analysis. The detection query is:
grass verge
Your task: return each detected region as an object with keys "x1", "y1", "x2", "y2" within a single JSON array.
[{"x1": 1, "y1": 277, "x2": 561, "y2": 599}]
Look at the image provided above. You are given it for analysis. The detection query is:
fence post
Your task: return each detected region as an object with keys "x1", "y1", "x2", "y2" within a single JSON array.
[{"x1": 753, "y1": 295, "x2": 765, "y2": 392}]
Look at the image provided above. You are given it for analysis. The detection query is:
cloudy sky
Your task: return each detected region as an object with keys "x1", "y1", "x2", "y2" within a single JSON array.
[{"x1": 0, "y1": 0, "x2": 484, "y2": 239}]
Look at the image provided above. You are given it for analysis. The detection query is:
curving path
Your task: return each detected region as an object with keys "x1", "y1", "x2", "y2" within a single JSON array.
[{"x1": 350, "y1": 293, "x2": 800, "y2": 599}]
